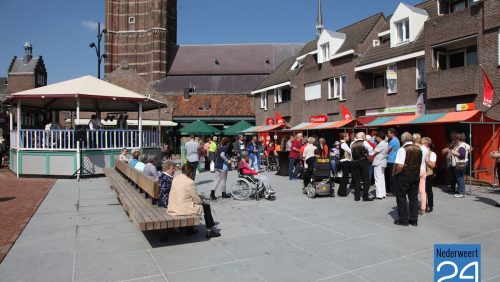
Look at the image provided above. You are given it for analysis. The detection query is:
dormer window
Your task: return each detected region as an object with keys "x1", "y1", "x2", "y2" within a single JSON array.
[
  {"x1": 396, "y1": 19, "x2": 410, "y2": 44},
  {"x1": 321, "y1": 43, "x2": 330, "y2": 62}
]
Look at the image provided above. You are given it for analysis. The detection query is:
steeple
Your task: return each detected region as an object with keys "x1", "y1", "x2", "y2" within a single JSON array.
[{"x1": 316, "y1": 0, "x2": 324, "y2": 38}]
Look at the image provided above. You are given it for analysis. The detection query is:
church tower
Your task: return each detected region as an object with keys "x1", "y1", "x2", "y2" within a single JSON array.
[{"x1": 105, "y1": 0, "x2": 177, "y2": 82}]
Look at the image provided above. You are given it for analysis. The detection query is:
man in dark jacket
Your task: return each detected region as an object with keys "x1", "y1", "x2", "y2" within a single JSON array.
[
  {"x1": 394, "y1": 132, "x2": 423, "y2": 226},
  {"x1": 350, "y1": 132, "x2": 374, "y2": 201}
]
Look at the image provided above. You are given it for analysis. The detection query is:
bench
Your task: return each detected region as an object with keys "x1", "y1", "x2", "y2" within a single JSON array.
[
  {"x1": 115, "y1": 160, "x2": 159, "y2": 201},
  {"x1": 103, "y1": 168, "x2": 200, "y2": 231}
]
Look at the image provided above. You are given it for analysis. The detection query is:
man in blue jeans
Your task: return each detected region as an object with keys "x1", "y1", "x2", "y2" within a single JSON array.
[{"x1": 288, "y1": 133, "x2": 303, "y2": 180}]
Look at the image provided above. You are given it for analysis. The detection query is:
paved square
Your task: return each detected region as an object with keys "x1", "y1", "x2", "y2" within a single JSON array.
[{"x1": 0, "y1": 171, "x2": 499, "y2": 282}]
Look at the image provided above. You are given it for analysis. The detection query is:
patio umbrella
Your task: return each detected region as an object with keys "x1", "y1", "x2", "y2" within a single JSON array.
[
  {"x1": 179, "y1": 120, "x2": 221, "y2": 136},
  {"x1": 222, "y1": 120, "x2": 253, "y2": 136}
]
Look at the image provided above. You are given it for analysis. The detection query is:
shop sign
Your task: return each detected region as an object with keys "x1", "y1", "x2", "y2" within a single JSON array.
[
  {"x1": 386, "y1": 69, "x2": 397, "y2": 80},
  {"x1": 310, "y1": 115, "x2": 328, "y2": 123},
  {"x1": 456, "y1": 103, "x2": 475, "y2": 112},
  {"x1": 366, "y1": 105, "x2": 416, "y2": 116},
  {"x1": 266, "y1": 118, "x2": 275, "y2": 125}
]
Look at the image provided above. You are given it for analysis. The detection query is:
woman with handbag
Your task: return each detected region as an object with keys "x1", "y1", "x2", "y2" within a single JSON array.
[
  {"x1": 444, "y1": 133, "x2": 468, "y2": 198},
  {"x1": 210, "y1": 137, "x2": 232, "y2": 200}
]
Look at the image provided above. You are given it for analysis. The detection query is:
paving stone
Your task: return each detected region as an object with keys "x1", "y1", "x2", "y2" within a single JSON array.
[
  {"x1": 74, "y1": 250, "x2": 161, "y2": 282},
  {"x1": 76, "y1": 233, "x2": 148, "y2": 258},
  {"x1": 77, "y1": 211, "x2": 130, "y2": 226},
  {"x1": 352, "y1": 257, "x2": 433, "y2": 282},
  {"x1": 0, "y1": 252, "x2": 73, "y2": 282},
  {"x1": 165, "y1": 262, "x2": 263, "y2": 282},
  {"x1": 76, "y1": 221, "x2": 138, "y2": 241},
  {"x1": 151, "y1": 241, "x2": 236, "y2": 273},
  {"x1": 242, "y1": 248, "x2": 345, "y2": 282}
]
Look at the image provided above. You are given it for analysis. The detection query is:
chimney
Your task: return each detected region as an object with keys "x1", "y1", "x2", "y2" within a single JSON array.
[
  {"x1": 183, "y1": 88, "x2": 191, "y2": 100},
  {"x1": 23, "y1": 42, "x2": 33, "y2": 64}
]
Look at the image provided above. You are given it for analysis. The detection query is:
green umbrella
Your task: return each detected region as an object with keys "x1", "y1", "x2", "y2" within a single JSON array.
[
  {"x1": 223, "y1": 120, "x2": 254, "y2": 136},
  {"x1": 179, "y1": 120, "x2": 221, "y2": 136}
]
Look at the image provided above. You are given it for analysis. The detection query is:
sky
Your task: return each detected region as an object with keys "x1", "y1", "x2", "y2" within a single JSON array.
[{"x1": 0, "y1": 0, "x2": 422, "y2": 84}]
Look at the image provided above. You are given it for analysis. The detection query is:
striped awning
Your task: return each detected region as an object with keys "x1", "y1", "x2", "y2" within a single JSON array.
[
  {"x1": 361, "y1": 110, "x2": 489, "y2": 127},
  {"x1": 286, "y1": 119, "x2": 357, "y2": 131},
  {"x1": 241, "y1": 124, "x2": 288, "y2": 133}
]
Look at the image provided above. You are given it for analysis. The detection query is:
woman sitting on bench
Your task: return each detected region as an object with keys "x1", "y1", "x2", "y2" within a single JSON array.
[
  {"x1": 168, "y1": 164, "x2": 221, "y2": 238},
  {"x1": 238, "y1": 152, "x2": 275, "y2": 198}
]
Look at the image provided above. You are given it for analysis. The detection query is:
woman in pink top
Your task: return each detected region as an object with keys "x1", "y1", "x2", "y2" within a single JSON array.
[{"x1": 238, "y1": 153, "x2": 275, "y2": 198}]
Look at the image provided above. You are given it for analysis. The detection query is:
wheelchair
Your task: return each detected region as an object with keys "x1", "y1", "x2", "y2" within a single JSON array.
[
  {"x1": 231, "y1": 169, "x2": 274, "y2": 201},
  {"x1": 303, "y1": 157, "x2": 335, "y2": 199}
]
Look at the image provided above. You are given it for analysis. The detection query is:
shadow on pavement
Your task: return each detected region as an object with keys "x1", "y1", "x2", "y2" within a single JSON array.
[
  {"x1": 474, "y1": 196, "x2": 500, "y2": 208},
  {"x1": 143, "y1": 227, "x2": 211, "y2": 248}
]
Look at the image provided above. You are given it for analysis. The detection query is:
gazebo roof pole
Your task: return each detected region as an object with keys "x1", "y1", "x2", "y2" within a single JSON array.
[
  {"x1": 16, "y1": 100, "x2": 21, "y2": 178},
  {"x1": 139, "y1": 102, "x2": 143, "y2": 149},
  {"x1": 76, "y1": 98, "x2": 81, "y2": 180},
  {"x1": 158, "y1": 106, "x2": 161, "y2": 146}
]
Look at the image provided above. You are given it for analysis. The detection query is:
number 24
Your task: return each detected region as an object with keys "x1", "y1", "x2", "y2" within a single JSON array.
[{"x1": 437, "y1": 261, "x2": 479, "y2": 282}]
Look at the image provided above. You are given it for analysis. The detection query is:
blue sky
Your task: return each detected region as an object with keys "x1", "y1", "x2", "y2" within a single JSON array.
[{"x1": 0, "y1": 0, "x2": 421, "y2": 84}]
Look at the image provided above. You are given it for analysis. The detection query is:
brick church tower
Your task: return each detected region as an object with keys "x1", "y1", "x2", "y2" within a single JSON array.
[{"x1": 105, "y1": 0, "x2": 177, "y2": 82}]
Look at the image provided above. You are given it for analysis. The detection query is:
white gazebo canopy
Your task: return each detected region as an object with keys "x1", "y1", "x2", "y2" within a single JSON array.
[{"x1": 10, "y1": 75, "x2": 167, "y2": 111}]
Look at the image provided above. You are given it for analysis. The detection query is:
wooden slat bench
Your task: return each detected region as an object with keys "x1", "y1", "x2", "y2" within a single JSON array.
[
  {"x1": 103, "y1": 168, "x2": 200, "y2": 231},
  {"x1": 115, "y1": 160, "x2": 159, "y2": 201}
]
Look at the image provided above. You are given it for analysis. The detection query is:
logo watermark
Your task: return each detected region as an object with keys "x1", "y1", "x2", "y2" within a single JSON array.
[{"x1": 434, "y1": 244, "x2": 480, "y2": 282}]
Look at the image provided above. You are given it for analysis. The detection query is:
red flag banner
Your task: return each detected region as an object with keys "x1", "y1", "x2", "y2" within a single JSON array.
[
  {"x1": 481, "y1": 66, "x2": 494, "y2": 107},
  {"x1": 275, "y1": 113, "x2": 286, "y2": 125},
  {"x1": 340, "y1": 105, "x2": 353, "y2": 120}
]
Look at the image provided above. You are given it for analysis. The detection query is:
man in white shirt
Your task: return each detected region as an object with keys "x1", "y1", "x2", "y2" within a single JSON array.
[
  {"x1": 373, "y1": 132, "x2": 389, "y2": 199},
  {"x1": 393, "y1": 132, "x2": 424, "y2": 226},
  {"x1": 185, "y1": 135, "x2": 200, "y2": 180},
  {"x1": 350, "y1": 132, "x2": 374, "y2": 201}
]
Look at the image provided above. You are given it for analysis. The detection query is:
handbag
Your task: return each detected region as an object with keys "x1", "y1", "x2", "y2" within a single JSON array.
[{"x1": 210, "y1": 161, "x2": 215, "y2": 173}]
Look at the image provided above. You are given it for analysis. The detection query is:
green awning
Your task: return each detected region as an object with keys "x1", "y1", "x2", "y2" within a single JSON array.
[
  {"x1": 222, "y1": 120, "x2": 254, "y2": 136},
  {"x1": 179, "y1": 120, "x2": 221, "y2": 136}
]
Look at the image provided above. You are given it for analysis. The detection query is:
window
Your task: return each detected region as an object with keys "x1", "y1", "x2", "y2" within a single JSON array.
[
  {"x1": 274, "y1": 88, "x2": 291, "y2": 105},
  {"x1": 416, "y1": 58, "x2": 426, "y2": 89},
  {"x1": 260, "y1": 92, "x2": 268, "y2": 110},
  {"x1": 386, "y1": 65, "x2": 397, "y2": 94},
  {"x1": 321, "y1": 43, "x2": 330, "y2": 62},
  {"x1": 434, "y1": 44, "x2": 478, "y2": 70},
  {"x1": 128, "y1": 17, "x2": 135, "y2": 24},
  {"x1": 329, "y1": 76, "x2": 346, "y2": 100},
  {"x1": 374, "y1": 73, "x2": 385, "y2": 88},
  {"x1": 447, "y1": 0, "x2": 475, "y2": 14},
  {"x1": 37, "y1": 74, "x2": 45, "y2": 86},
  {"x1": 304, "y1": 82, "x2": 322, "y2": 101},
  {"x1": 396, "y1": 19, "x2": 410, "y2": 44}
]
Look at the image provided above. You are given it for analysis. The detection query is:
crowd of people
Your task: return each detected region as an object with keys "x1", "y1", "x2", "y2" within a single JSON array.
[
  {"x1": 282, "y1": 128, "x2": 478, "y2": 226},
  {"x1": 116, "y1": 128, "x2": 500, "y2": 236}
]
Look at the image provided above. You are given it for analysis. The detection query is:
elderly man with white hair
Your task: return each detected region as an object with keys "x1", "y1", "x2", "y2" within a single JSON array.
[
  {"x1": 393, "y1": 132, "x2": 424, "y2": 227},
  {"x1": 350, "y1": 132, "x2": 375, "y2": 201}
]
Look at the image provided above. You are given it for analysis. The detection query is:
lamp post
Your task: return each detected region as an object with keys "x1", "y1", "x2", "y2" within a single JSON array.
[{"x1": 89, "y1": 21, "x2": 107, "y2": 79}]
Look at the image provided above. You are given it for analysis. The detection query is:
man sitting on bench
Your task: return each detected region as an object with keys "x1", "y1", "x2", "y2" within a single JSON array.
[
  {"x1": 238, "y1": 152, "x2": 275, "y2": 198},
  {"x1": 168, "y1": 164, "x2": 221, "y2": 238}
]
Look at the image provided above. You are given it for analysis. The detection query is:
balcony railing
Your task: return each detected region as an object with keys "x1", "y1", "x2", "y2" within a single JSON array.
[
  {"x1": 354, "y1": 87, "x2": 387, "y2": 110},
  {"x1": 427, "y1": 65, "x2": 480, "y2": 99},
  {"x1": 12, "y1": 129, "x2": 160, "y2": 151}
]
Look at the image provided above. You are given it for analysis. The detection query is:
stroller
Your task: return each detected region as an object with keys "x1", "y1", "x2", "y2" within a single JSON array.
[
  {"x1": 263, "y1": 153, "x2": 279, "y2": 172},
  {"x1": 303, "y1": 157, "x2": 335, "y2": 198}
]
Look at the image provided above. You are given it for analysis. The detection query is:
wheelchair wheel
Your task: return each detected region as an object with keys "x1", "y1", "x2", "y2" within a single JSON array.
[
  {"x1": 231, "y1": 178, "x2": 252, "y2": 200},
  {"x1": 306, "y1": 184, "x2": 316, "y2": 198}
]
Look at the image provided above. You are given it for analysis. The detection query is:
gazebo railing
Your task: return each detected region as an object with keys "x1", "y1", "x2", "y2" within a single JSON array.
[{"x1": 14, "y1": 129, "x2": 160, "y2": 151}]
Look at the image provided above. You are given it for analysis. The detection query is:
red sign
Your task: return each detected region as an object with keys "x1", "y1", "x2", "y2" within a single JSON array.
[
  {"x1": 266, "y1": 118, "x2": 275, "y2": 125},
  {"x1": 310, "y1": 115, "x2": 328, "y2": 123}
]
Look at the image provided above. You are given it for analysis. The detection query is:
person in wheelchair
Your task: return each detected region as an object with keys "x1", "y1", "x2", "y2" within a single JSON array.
[
  {"x1": 238, "y1": 152, "x2": 276, "y2": 199},
  {"x1": 303, "y1": 149, "x2": 321, "y2": 188},
  {"x1": 303, "y1": 149, "x2": 334, "y2": 197}
]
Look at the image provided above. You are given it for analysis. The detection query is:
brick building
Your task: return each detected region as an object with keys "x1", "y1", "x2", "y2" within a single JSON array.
[
  {"x1": 105, "y1": 0, "x2": 177, "y2": 82},
  {"x1": 253, "y1": 0, "x2": 500, "y2": 126},
  {"x1": 252, "y1": 10, "x2": 387, "y2": 125},
  {"x1": 425, "y1": 0, "x2": 500, "y2": 120},
  {"x1": 104, "y1": 0, "x2": 303, "y2": 132}
]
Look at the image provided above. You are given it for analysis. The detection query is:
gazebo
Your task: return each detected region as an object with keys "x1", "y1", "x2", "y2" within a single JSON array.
[{"x1": 8, "y1": 75, "x2": 167, "y2": 177}]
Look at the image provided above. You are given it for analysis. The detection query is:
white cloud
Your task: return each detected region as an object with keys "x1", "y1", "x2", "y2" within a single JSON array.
[{"x1": 81, "y1": 20, "x2": 99, "y2": 30}]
